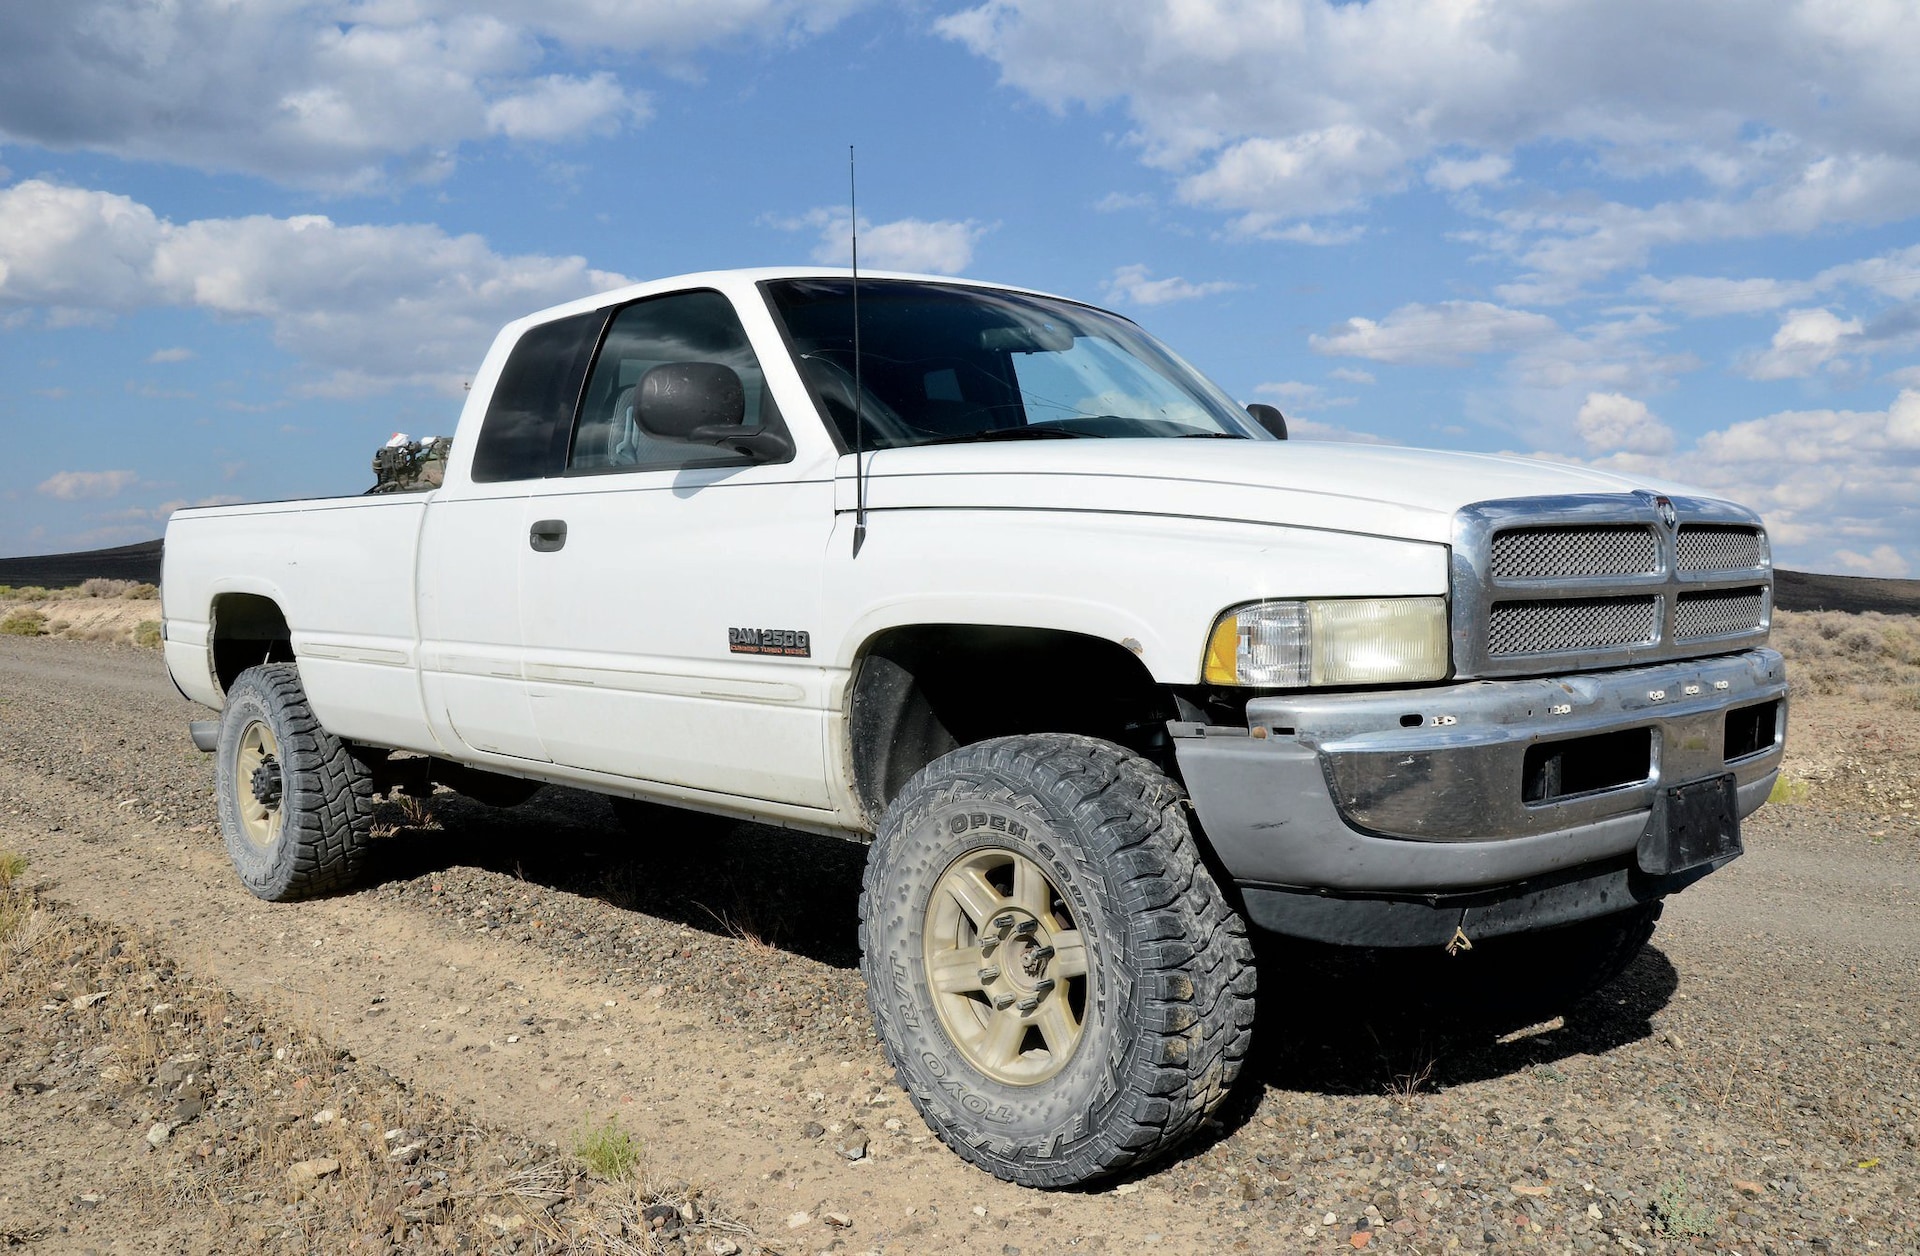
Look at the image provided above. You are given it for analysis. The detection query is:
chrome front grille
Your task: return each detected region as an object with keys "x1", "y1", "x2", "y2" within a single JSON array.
[
  {"x1": 1675, "y1": 587, "x2": 1768, "y2": 640},
  {"x1": 1452, "y1": 493, "x2": 1771, "y2": 678},
  {"x1": 1676, "y1": 525, "x2": 1764, "y2": 572},
  {"x1": 1490, "y1": 525, "x2": 1658, "y2": 579},
  {"x1": 1488, "y1": 596, "x2": 1660, "y2": 656}
]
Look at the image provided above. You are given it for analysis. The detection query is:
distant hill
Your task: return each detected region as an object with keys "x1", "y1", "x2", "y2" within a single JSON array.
[
  {"x1": 1, "y1": 537, "x2": 1916, "y2": 616},
  {"x1": 1773, "y1": 568, "x2": 1920, "y2": 615},
  {"x1": 0, "y1": 539, "x2": 163, "y2": 588}
]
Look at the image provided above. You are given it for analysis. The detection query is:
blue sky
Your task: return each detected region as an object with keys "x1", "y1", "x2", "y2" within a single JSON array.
[{"x1": 1, "y1": 0, "x2": 1916, "y2": 575}]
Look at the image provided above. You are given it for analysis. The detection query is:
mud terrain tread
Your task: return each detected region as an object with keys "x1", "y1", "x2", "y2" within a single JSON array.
[
  {"x1": 859, "y1": 733, "x2": 1255, "y2": 1187},
  {"x1": 219, "y1": 663, "x2": 372, "y2": 901}
]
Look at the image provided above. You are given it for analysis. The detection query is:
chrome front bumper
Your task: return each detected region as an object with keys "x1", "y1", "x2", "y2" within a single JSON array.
[{"x1": 1170, "y1": 649, "x2": 1787, "y2": 944}]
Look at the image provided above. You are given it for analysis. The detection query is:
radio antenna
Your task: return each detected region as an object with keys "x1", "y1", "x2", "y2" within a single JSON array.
[{"x1": 849, "y1": 145, "x2": 868, "y2": 558}]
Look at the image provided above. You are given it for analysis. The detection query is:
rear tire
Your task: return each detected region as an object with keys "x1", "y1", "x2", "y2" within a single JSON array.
[
  {"x1": 860, "y1": 733, "x2": 1256, "y2": 1187},
  {"x1": 214, "y1": 664, "x2": 373, "y2": 902}
]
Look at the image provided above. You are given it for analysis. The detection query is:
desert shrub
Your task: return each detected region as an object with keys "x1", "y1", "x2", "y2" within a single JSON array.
[
  {"x1": 134, "y1": 620, "x2": 163, "y2": 648},
  {"x1": 7, "y1": 586, "x2": 49, "y2": 602},
  {"x1": 0, "y1": 609, "x2": 47, "y2": 637},
  {"x1": 1773, "y1": 609, "x2": 1920, "y2": 700},
  {"x1": 572, "y1": 1118, "x2": 641, "y2": 1181},
  {"x1": 79, "y1": 577, "x2": 135, "y2": 598},
  {"x1": 125, "y1": 582, "x2": 158, "y2": 599}
]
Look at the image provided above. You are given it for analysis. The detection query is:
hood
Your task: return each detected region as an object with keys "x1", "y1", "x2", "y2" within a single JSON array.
[{"x1": 851, "y1": 439, "x2": 1716, "y2": 545}]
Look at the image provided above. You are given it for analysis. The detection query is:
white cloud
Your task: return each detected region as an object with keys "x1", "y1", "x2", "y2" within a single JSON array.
[
  {"x1": 0, "y1": 179, "x2": 630, "y2": 395},
  {"x1": 781, "y1": 209, "x2": 989, "y2": 275},
  {"x1": 1427, "y1": 154, "x2": 1511, "y2": 192},
  {"x1": 1093, "y1": 191, "x2": 1154, "y2": 213},
  {"x1": 1251, "y1": 380, "x2": 1354, "y2": 414},
  {"x1": 1833, "y1": 544, "x2": 1912, "y2": 578},
  {"x1": 939, "y1": 1, "x2": 1920, "y2": 284},
  {"x1": 1632, "y1": 276, "x2": 1815, "y2": 318},
  {"x1": 1265, "y1": 222, "x2": 1366, "y2": 246},
  {"x1": 146, "y1": 347, "x2": 194, "y2": 363},
  {"x1": 37, "y1": 469, "x2": 138, "y2": 500},
  {"x1": 1309, "y1": 300, "x2": 1559, "y2": 366},
  {"x1": 484, "y1": 72, "x2": 645, "y2": 142},
  {"x1": 0, "y1": 1, "x2": 859, "y2": 189},
  {"x1": 1537, "y1": 390, "x2": 1920, "y2": 573},
  {"x1": 1574, "y1": 392, "x2": 1675, "y2": 455},
  {"x1": 1739, "y1": 307, "x2": 1865, "y2": 380},
  {"x1": 1102, "y1": 264, "x2": 1246, "y2": 306},
  {"x1": 1327, "y1": 367, "x2": 1374, "y2": 385}
]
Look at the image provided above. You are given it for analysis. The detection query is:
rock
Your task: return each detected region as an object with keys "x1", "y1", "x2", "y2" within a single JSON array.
[
  {"x1": 72, "y1": 992, "x2": 109, "y2": 1009},
  {"x1": 787, "y1": 1211, "x2": 811, "y2": 1229},
  {"x1": 802, "y1": 1121, "x2": 825, "y2": 1139},
  {"x1": 1372, "y1": 1190, "x2": 1401, "y2": 1221},
  {"x1": 387, "y1": 1140, "x2": 427, "y2": 1164},
  {"x1": 144, "y1": 1122, "x2": 172, "y2": 1149},
  {"x1": 837, "y1": 1127, "x2": 869, "y2": 1161},
  {"x1": 641, "y1": 1203, "x2": 682, "y2": 1234},
  {"x1": 707, "y1": 1242, "x2": 741, "y2": 1256},
  {"x1": 1510, "y1": 1181, "x2": 1551, "y2": 1198},
  {"x1": 480, "y1": 1213, "x2": 525, "y2": 1233},
  {"x1": 287, "y1": 1157, "x2": 341, "y2": 1184},
  {"x1": 1114, "y1": 1183, "x2": 1142, "y2": 1196},
  {"x1": 312, "y1": 1108, "x2": 337, "y2": 1125},
  {"x1": 823, "y1": 1212, "x2": 852, "y2": 1228},
  {"x1": 1733, "y1": 1179, "x2": 1764, "y2": 1197}
]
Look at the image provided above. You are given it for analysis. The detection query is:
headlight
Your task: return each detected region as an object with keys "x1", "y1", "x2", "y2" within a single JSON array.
[{"x1": 1202, "y1": 597, "x2": 1450, "y2": 687}]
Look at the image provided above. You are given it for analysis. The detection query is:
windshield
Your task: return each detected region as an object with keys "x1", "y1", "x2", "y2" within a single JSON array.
[{"x1": 761, "y1": 279, "x2": 1264, "y2": 450}]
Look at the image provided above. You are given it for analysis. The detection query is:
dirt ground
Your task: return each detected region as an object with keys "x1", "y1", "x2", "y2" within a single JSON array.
[{"x1": 0, "y1": 619, "x2": 1915, "y2": 1254}]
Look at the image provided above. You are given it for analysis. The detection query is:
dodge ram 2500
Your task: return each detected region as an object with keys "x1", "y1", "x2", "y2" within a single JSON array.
[{"x1": 162, "y1": 268, "x2": 1787, "y2": 1186}]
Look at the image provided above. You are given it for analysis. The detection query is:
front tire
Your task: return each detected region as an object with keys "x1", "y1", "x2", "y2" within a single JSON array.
[
  {"x1": 859, "y1": 734, "x2": 1256, "y2": 1187},
  {"x1": 214, "y1": 664, "x2": 373, "y2": 901}
]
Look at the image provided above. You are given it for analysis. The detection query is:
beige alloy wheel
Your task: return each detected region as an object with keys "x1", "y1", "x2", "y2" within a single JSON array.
[
  {"x1": 923, "y1": 846, "x2": 1090, "y2": 1085},
  {"x1": 234, "y1": 719, "x2": 285, "y2": 849}
]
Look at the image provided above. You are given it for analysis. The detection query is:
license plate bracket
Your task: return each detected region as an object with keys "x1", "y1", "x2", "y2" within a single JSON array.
[{"x1": 1638, "y1": 773, "x2": 1742, "y2": 876}]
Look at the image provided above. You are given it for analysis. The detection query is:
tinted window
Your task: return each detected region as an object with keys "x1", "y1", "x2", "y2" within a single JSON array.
[
  {"x1": 472, "y1": 310, "x2": 605, "y2": 483},
  {"x1": 570, "y1": 290, "x2": 785, "y2": 473},
  {"x1": 761, "y1": 279, "x2": 1260, "y2": 451}
]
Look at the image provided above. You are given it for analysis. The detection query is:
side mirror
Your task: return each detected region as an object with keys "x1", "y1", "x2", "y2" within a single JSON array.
[
  {"x1": 637, "y1": 362, "x2": 745, "y2": 437},
  {"x1": 1246, "y1": 402, "x2": 1288, "y2": 440},
  {"x1": 635, "y1": 362, "x2": 794, "y2": 461}
]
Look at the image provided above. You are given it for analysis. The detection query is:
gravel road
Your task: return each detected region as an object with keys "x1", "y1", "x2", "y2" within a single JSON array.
[{"x1": 1, "y1": 634, "x2": 1915, "y2": 1254}]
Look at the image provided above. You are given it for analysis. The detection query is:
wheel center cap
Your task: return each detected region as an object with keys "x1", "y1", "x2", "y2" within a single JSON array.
[{"x1": 250, "y1": 755, "x2": 283, "y2": 809}]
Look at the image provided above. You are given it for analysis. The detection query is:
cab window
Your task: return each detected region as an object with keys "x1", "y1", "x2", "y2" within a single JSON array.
[
  {"x1": 471, "y1": 309, "x2": 605, "y2": 483},
  {"x1": 569, "y1": 290, "x2": 786, "y2": 473}
]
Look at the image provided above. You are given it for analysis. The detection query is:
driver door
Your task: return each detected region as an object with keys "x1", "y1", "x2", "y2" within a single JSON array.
[{"x1": 517, "y1": 288, "x2": 836, "y2": 808}]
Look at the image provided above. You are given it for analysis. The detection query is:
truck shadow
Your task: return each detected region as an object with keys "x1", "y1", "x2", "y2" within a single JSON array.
[
  {"x1": 364, "y1": 785, "x2": 872, "y2": 970},
  {"x1": 366, "y1": 785, "x2": 1677, "y2": 1106},
  {"x1": 1242, "y1": 937, "x2": 1679, "y2": 1098}
]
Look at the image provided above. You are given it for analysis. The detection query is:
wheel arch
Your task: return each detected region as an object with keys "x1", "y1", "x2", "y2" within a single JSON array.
[
  {"x1": 844, "y1": 622, "x2": 1177, "y2": 824},
  {"x1": 209, "y1": 591, "x2": 295, "y2": 696}
]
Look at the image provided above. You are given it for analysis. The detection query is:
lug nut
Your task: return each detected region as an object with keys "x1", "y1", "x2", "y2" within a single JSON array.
[
  {"x1": 977, "y1": 966, "x2": 1000, "y2": 984},
  {"x1": 1011, "y1": 919, "x2": 1040, "y2": 938},
  {"x1": 992, "y1": 993, "x2": 1016, "y2": 1010}
]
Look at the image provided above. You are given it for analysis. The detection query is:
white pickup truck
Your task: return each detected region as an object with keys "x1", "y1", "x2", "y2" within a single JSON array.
[{"x1": 162, "y1": 267, "x2": 1787, "y2": 1186}]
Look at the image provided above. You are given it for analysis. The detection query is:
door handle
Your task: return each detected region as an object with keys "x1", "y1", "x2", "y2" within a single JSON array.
[{"x1": 529, "y1": 519, "x2": 568, "y2": 552}]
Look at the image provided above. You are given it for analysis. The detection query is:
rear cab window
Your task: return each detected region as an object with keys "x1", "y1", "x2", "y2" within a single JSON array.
[{"x1": 471, "y1": 309, "x2": 607, "y2": 483}]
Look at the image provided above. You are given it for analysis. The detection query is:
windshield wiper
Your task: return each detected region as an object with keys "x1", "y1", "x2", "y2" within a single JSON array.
[
  {"x1": 919, "y1": 426, "x2": 1101, "y2": 446},
  {"x1": 1179, "y1": 431, "x2": 1250, "y2": 439}
]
